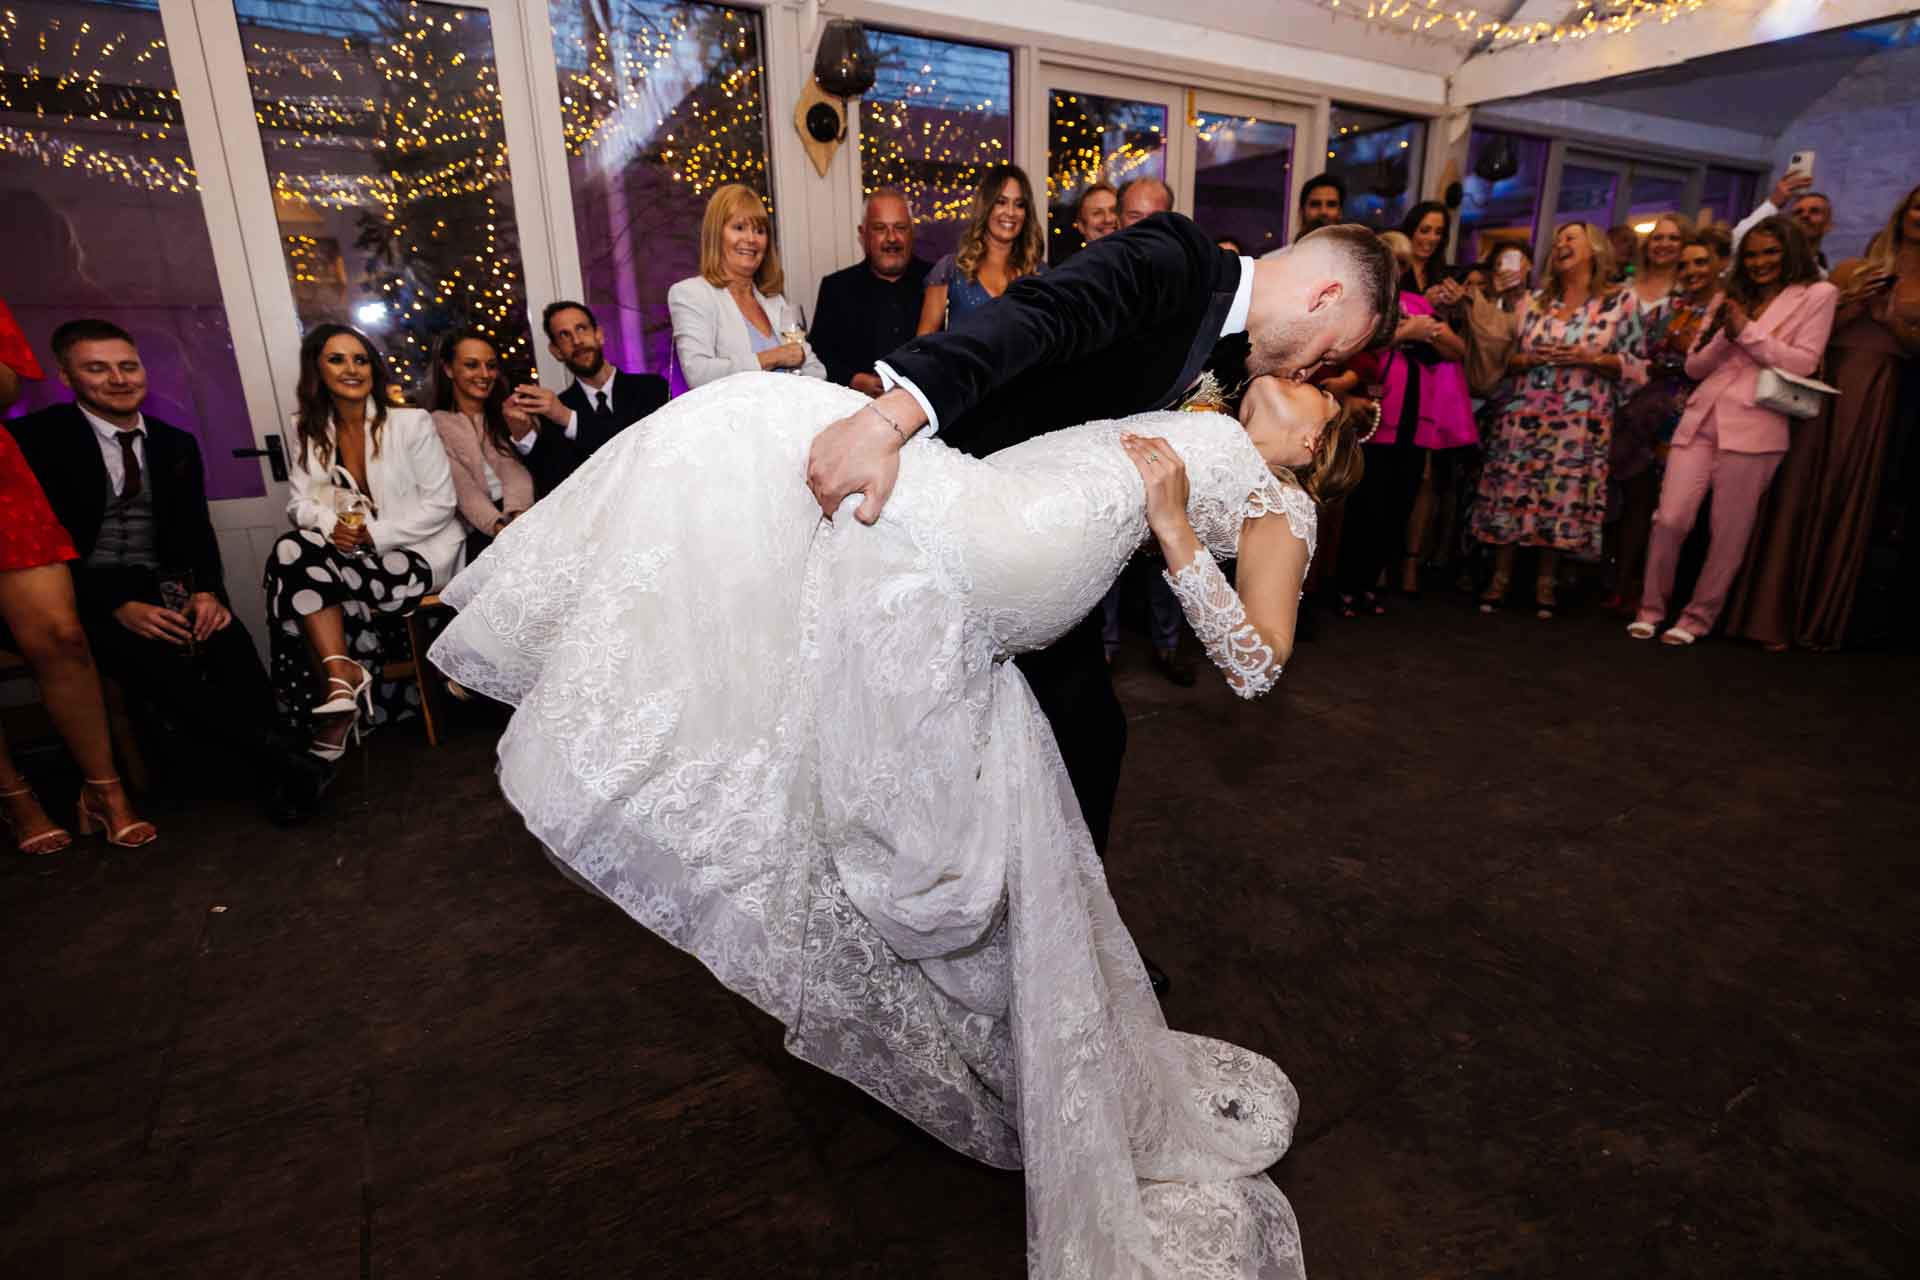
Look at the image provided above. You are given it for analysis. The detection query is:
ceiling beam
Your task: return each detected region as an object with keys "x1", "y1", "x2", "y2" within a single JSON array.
[{"x1": 1450, "y1": 0, "x2": 1915, "y2": 105}]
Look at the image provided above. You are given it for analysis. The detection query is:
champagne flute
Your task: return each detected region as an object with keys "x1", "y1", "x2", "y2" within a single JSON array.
[{"x1": 781, "y1": 307, "x2": 807, "y2": 370}]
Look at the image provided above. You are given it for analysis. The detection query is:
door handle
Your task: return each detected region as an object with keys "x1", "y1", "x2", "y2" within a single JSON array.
[{"x1": 233, "y1": 433, "x2": 289, "y2": 482}]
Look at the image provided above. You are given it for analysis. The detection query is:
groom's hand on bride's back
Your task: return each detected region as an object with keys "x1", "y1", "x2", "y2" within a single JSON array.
[{"x1": 806, "y1": 391, "x2": 926, "y2": 524}]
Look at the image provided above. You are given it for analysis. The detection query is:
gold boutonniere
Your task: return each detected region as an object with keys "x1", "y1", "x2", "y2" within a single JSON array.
[{"x1": 1178, "y1": 371, "x2": 1233, "y2": 414}]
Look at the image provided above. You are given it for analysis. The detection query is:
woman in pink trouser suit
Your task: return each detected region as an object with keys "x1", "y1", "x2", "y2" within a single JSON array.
[{"x1": 1633, "y1": 217, "x2": 1838, "y2": 645}]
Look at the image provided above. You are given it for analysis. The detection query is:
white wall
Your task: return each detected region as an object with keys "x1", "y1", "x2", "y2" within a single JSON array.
[{"x1": 1765, "y1": 38, "x2": 1920, "y2": 263}]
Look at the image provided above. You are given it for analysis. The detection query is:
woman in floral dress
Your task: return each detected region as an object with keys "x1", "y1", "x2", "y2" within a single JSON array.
[{"x1": 1472, "y1": 222, "x2": 1647, "y2": 618}]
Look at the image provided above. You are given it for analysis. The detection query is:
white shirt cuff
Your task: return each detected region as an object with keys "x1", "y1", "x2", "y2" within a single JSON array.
[
  {"x1": 511, "y1": 431, "x2": 536, "y2": 456},
  {"x1": 875, "y1": 363, "x2": 939, "y2": 436},
  {"x1": 563, "y1": 409, "x2": 578, "y2": 440}
]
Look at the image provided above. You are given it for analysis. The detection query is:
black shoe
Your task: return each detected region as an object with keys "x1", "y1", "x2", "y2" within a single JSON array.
[
  {"x1": 1142, "y1": 954, "x2": 1172, "y2": 998},
  {"x1": 1151, "y1": 648, "x2": 1196, "y2": 688}
]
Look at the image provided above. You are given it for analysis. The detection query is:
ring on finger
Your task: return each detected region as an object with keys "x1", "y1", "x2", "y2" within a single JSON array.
[{"x1": 1146, "y1": 452, "x2": 1160, "y2": 463}]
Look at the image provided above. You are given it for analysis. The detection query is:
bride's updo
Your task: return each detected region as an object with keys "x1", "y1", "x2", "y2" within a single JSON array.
[{"x1": 1291, "y1": 398, "x2": 1367, "y2": 505}]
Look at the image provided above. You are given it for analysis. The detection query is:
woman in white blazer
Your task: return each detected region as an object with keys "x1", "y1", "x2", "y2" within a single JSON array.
[
  {"x1": 265, "y1": 324, "x2": 460, "y2": 761},
  {"x1": 668, "y1": 183, "x2": 826, "y2": 388}
]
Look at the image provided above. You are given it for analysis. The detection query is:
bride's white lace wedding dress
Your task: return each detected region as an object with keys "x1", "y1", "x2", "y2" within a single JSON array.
[{"x1": 431, "y1": 373, "x2": 1317, "y2": 1278}]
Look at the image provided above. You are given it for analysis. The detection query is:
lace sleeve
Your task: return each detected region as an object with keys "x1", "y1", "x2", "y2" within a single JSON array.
[{"x1": 1162, "y1": 548, "x2": 1280, "y2": 700}]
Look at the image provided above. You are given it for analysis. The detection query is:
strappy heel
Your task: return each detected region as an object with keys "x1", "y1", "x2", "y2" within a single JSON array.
[
  {"x1": 1478, "y1": 572, "x2": 1510, "y2": 615},
  {"x1": 73, "y1": 777, "x2": 158, "y2": 849},
  {"x1": 2, "y1": 783, "x2": 72, "y2": 855},
  {"x1": 311, "y1": 654, "x2": 372, "y2": 762}
]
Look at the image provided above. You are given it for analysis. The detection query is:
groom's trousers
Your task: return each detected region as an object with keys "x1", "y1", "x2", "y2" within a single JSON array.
[{"x1": 1014, "y1": 609, "x2": 1125, "y2": 856}]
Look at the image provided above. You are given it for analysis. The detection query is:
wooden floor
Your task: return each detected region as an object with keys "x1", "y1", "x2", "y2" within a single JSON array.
[{"x1": 3, "y1": 593, "x2": 1915, "y2": 1278}]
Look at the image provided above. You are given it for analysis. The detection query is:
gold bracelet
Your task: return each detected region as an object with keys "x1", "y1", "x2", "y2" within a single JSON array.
[{"x1": 867, "y1": 401, "x2": 909, "y2": 445}]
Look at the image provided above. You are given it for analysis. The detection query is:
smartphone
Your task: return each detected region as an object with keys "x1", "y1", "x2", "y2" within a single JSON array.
[{"x1": 1786, "y1": 150, "x2": 1815, "y2": 183}]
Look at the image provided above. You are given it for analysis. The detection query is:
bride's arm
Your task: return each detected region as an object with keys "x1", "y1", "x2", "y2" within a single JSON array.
[{"x1": 1122, "y1": 436, "x2": 1307, "y2": 699}]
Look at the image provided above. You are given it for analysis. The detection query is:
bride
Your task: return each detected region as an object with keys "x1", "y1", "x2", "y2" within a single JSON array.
[{"x1": 431, "y1": 369, "x2": 1364, "y2": 1278}]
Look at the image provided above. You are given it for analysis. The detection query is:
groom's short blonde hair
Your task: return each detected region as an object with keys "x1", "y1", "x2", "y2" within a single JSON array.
[{"x1": 1295, "y1": 224, "x2": 1401, "y2": 351}]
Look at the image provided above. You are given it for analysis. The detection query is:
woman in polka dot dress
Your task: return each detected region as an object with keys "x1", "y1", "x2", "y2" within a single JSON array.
[{"x1": 264, "y1": 325, "x2": 461, "y2": 761}]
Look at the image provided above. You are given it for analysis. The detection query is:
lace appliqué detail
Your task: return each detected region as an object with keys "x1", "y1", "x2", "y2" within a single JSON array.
[
  {"x1": 1243, "y1": 473, "x2": 1318, "y2": 567},
  {"x1": 1162, "y1": 548, "x2": 1280, "y2": 700}
]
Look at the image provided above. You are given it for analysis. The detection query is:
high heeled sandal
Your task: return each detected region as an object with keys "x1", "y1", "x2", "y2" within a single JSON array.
[
  {"x1": 1478, "y1": 572, "x2": 1511, "y2": 615},
  {"x1": 1534, "y1": 577, "x2": 1558, "y2": 621},
  {"x1": 74, "y1": 777, "x2": 158, "y2": 849},
  {"x1": 313, "y1": 654, "x2": 373, "y2": 717},
  {"x1": 2, "y1": 783, "x2": 72, "y2": 855}
]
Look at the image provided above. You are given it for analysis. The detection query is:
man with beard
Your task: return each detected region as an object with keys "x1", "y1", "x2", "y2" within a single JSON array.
[
  {"x1": 510, "y1": 301, "x2": 668, "y2": 494},
  {"x1": 810, "y1": 189, "x2": 930, "y2": 397},
  {"x1": 1296, "y1": 173, "x2": 1345, "y2": 239}
]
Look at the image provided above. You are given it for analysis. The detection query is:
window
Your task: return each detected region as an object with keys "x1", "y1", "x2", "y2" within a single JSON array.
[
  {"x1": 1701, "y1": 167, "x2": 1759, "y2": 229},
  {"x1": 0, "y1": 0, "x2": 262, "y2": 499},
  {"x1": 549, "y1": 0, "x2": 770, "y2": 385},
  {"x1": 1047, "y1": 90, "x2": 1168, "y2": 260},
  {"x1": 236, "y1": 0, "x2": 535, "y2": 396},
  {"x1": 1457, "y1": 130, "x2": 1549, "y2": 265},
  {"x1": 1553, "y1": 163, "x2": 1621, "y2": 235},
  {"x1": 858, "y1": 32, "x2": 1013, "y2": 267},
  {"x1": 1192, "y1": 112, "x2": 1295, "y2": 254},
  {"x1": 1325, "y1": 106, "x2": 1426, "y2": 232}
]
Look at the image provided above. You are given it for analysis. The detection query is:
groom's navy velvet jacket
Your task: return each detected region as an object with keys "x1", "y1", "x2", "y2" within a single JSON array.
[{"x1": 880, "y1": 213, "x2": 1242, "y2": 459}]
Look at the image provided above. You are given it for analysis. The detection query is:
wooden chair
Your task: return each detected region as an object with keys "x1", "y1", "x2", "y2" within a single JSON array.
[
  {"x1": 0, "y1": 648, "x2": 150, "y2": 790},
  {"x1": 378, "y1": 595, "x2": 454, "y2": 747}
]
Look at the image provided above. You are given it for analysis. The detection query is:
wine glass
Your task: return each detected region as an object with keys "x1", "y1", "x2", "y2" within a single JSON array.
[{"x1": 780, "y1": 306, "x2": 808, "y2": 369}]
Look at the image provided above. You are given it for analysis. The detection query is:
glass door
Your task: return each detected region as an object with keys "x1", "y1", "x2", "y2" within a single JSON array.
[
  {"x1": 1553, "y1": 156, "x2": 1627, "y2": 236},
  {"x1": 1183, "y1": 90, "x2": 1313, "y2": 255},
  {"x1": 1042, "y1": 71, "x2": 1181, "y2": 263}
]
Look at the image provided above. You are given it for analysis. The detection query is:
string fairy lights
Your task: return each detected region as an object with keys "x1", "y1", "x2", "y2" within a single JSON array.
[
  {"x1": 857, "y1": 34, "x2": 1011, "y2": 234},
  {"x1": 1318, "y1": 0, "x2": 1712, "y2": 47}
]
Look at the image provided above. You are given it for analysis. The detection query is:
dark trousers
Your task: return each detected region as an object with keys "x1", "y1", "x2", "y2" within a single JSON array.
[
  {"x1": 1337, "y1": 440, "x2": 1428, "y2": 598},
  {"x1": 1014, "y1": 609, "x2": 1124, "y2": 856},
  {"x1": 84, "y1": 611, "x2": 287, "y2": 772}
]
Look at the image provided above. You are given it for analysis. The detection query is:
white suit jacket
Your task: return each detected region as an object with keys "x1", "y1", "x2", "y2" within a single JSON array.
[
  {"x1": 667, "y1": 276, "x2": 827, "y2": 388},
  {"x1": 287, "y1": 406, "x2": 464, "y2": 591}
]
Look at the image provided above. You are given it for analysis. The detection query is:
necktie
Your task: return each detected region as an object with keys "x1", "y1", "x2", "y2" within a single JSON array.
[
  {"x1": 595, "y1": 389, "x2": 609, "y2": 416},
  {"x1": 115, "y1": 431, "x2": 143, "y2": 500}
]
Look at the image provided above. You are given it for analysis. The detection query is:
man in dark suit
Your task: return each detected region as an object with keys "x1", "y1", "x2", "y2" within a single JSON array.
[
  {"x1": 810, "y1": 189, "x2": 930, "y2": 395},
  {"x1": 805, "y1": 216, "x2": 1397, "y2": 989},
  {"x1": 509, "y1": 300, "x2": 669, "y2": 495},
  {"x1": 12, "y1": 319, "x2": 329, "y2": 823}
]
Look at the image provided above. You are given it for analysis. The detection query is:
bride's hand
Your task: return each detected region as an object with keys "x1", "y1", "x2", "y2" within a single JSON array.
[{"x1": 1121, "y1": 433, "x2": 1195, "y2": 546}]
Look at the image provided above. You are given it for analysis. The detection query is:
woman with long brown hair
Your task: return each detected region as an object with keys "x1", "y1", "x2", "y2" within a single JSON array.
[
  {"x1": 264, "y1": 324, "x2": 458, "y2": 760},
  {"x1": 1726, "y1": 182, "x2": 1920, "y2": 650},
  {"x1": 1631, "y1": 216, "x2": 1836, "y2": 645},
  {"x1": 429, "y1": 328, "x2": 535, "y2": 560},
  {"x1": 917, "y1": 163, "x2": 1046, "y2": 334}
]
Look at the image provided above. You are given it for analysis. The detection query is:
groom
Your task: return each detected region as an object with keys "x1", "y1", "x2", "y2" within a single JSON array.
[{"x1": 807, "y1": 213, "x2": 1396, "y2": 966}]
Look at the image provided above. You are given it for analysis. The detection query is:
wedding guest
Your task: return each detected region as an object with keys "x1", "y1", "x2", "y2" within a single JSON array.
[
  {"x1": 1399, "y1": 200, "x2": 1452, "y2": 297},
  {"x1": 12, "y1": 320, "x2": 326, "y2": 824},
  {"x1": 1338, "y1": 230, "x2": 1476, "y2": 614},
  {"x1": 511, "y1": 301, "x2": 667, "y2": 495},
  {"x1": 1117, "y1": 176, "x2": 1173, "y2": 228},
  {"x1": 1606, "y1": 231, "x2": 1724, "y2": 614},
  {"x1": 1631, "y1": 217, "x2": 1837, "y2": 646},
  {"x1": 429, "y1": 328, "x2": 535, "y2": 560},
  {"x1": 810, "y1": 189, "x2": 929, "y2": 396},
  {"x1": 1734, "y1": 171, "x2": 1833, "y2": 275},
  {"x1": 1297, "y1": 174, "x2": 1345, "y2": 239},
  {"x1": 1696, "y1": 223, "x2": 1733, "y2": 271},
  {"x1": 1074, "y1": 182, "x2": 1119, "y2": 245},
  {"x1": 1472, "y1": 222, "x2": 1646, "y2": 618},
  {"x1": 0, "y1": 424, "x2": 155, "y2": 852},
  {"x1": 269, "y1": 324, "x2": 458, "y2": 762},
  {"x1": 1607, "y1": 225, "x2": 1641, "y2": 283},
  {"x1": 669, "y1": 184, "x2": 824, "y2": 389},
  {"x1": 1727, "y1": 183, "x2": 1920, "y2": 650},
  {"x1": 918, "y1": 164, "x2": 1046, "y2": 335},
  {"x1": 1630, "y1": 212, "x2": 1690, "y2": 315}
]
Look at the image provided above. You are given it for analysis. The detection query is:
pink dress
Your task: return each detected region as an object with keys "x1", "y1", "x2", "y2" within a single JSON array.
[
  {"x1": 1471, "y1": 288, "x2": 1647, "y2": 558},
  {"x1": 1375, "y1": 292, "x2": 1478, "y2": 450}
]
